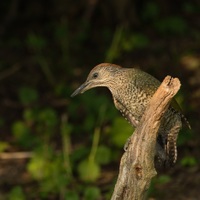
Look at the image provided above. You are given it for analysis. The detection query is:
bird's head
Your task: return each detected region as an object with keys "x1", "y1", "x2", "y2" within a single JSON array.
[{"x1": 71, "y1": 63, "x2": 122, "y2": 97}]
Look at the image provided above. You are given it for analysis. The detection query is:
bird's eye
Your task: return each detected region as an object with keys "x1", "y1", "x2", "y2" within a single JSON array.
[{"x1": 92, "y1": 72, "x2": 98, "y2": 78}]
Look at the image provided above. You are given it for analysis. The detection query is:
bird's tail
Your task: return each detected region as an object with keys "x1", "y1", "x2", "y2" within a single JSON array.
[{"x1": 181, "y1": 113, "x2": 191, "y2": 129}]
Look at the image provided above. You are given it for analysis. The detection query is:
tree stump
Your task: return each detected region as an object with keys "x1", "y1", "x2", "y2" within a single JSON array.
[{"x1": 111, "y1": 76, "x2": 181, "y2": 200}]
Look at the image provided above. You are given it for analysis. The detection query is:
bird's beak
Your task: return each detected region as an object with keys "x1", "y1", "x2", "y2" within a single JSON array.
[{"x1": 71, "y1": 81, "x2": 90, "y2": 97}]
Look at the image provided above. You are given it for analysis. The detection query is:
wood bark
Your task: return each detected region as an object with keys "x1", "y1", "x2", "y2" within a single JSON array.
[{"x1": 111, "y1": 76, "x2": 181, "y2": 200}]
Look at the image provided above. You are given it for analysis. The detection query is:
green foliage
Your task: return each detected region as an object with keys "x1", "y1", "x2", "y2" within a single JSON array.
[
  {"x1": 28, "y1": 153, "x2": 51, "y2": 180},
  {"x1": 122, "y1": 33, "x2": 150, "y2": 51},
  {"x1": 78, "y1": 126, "x2": 101, "y2": 182},
  {"x1": 38, "y1": 108, "x2": 58, "y2": 127},
  {"x1": 8, "y1": 186, "x2": 26, "y2": 200},
  {"x1": 142, "y1": 2, "x2": 160, "y2": 20},
  {"x1": 109, "y1": 117, "x2": 133, "y2": 148},
  {"x1": 78, "y1": 158, "x2": 101, "y2": 182},
  {"x1": 0, "y1": 141, "x2": 9, "y2": 152},
  {"x1": 28, "y1": 150, "x2": 72, "y2": 197},
  {"x1": 106, "y1": 27, "x2": 150, "y2": 62},
  {"x1": 154, "y1": 16, "x2": 188, "y2": 35},
  {"x1": 148, "y1": 175, "x2": 171, "y2": 197},
  {"x1": 83, "y1": 186, "x2": 101, "y2": 200},
  {"x1": 65, "y1": 191, "x2": 79, "y2": 200},
  {"x1": 26, "y1": 33, "x2": 47, "y2": 52},
  {"x1": 18, "y1": 87, "x2": 39, "y2": 105},
  {"x1": 106, "y1": 26, "x2": 124, "y2": 62},
  {"x1": 155, "y1": 175, "x2": 171, "y2": 184},
  {"x1": 181, "y1": 156, "x2": 198, "y2": 167},
  {"x1": 12, "y1": 121, "x2": 33, "y2": 148},
  {"x1": 23, "y1": 108, "x2": 37, "y2": 123},
  {"x1": 96, "y1": 145, "x2": 112, "y2": 165}
]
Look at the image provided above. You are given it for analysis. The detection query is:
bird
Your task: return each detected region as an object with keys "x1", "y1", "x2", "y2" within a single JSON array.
[{"x1": 71, "y1": 63, "x2": 191, "y2": 168}]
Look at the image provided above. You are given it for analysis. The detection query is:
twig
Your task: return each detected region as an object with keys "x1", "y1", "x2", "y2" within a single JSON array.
[{"x1": 0, "y1": 152, "x2": 33, "y2": 159}]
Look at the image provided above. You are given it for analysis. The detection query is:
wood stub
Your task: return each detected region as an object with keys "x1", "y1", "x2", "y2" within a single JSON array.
[{"x1": 111, "y1": 76, "x2": 181, "y2": 200}]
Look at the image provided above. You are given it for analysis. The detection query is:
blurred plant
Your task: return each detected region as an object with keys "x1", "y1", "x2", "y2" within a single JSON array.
[
  {"x1": 106, "y1": 26, "x2": 149, "y2": 63},
  {"x1": 0, "y1": 141, "x2": 9, "y2": 152},
  {"x1": 96, "y1": 145, "x2": 112, "y2": 165},
  {"x1": 142, "y1": 2, "x2": 160, "y2": 21},
  {"x1": 12, "y1": 120, "x2": 34, "y2": 148},
  {"x1": 77, "y1": 127, "x2": 101, "y2": 182},
  {"x1": 61, "y1": 114, "x2": 73, "y2": 176},
  {"x1": 106, "y1": 25, "x2": 124, "y2": 62},
  {"x1": 83, "y1": 186, "x2": 101, "y2": 200},
  {"x1": 109, "y1": 117, "x2": 133, "y2": 148},
  {"x1": 180, "y1": 156, "x2": 198, "y2": 167},
  {"x1": 148, "y1": 175, "x2": 171, "y2": 197},
  {"x1": 154, "y1": 16, "x2": 188, "y2": 35},
  {"x1": 18, "y1": 86, "x2": 39, "y2": 106},
  {"x1": 77, "y1": 105, "x2": 107, "y2": 183},
  {"x1": 8, "y1": 186, "x2": 26, "y2": 200},
  {"x1": 26, "y1": 33, "x2": 46, "y2": 52},
  {"x1": 121, "y1": 33, "x2": 149, "y2": 52}
]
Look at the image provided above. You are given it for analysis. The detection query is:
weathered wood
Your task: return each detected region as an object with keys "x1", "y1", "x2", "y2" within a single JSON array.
[{"x1": 111, "y1": 76, "x2": 181, "y2": 200}]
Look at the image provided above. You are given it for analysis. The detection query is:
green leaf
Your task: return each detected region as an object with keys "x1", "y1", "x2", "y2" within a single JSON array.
[
  {"x1": 156, "y1": 175, "x2": 171, "y2": 184},
  {"x1": 154, "y1": 16, "x2": 187, "y2": 35},
  {"x1": 96, "y1": 145, "x2": 111, "y2": 165},
  {"x1": 38, "y1": 108, "x2": 58, "y2": 127},
  {"x1": 27, "y1": 155, "x2": 50, "y2": 180},
  {"x1": 8, "y1": 186, "x2": 26, "y2": 200},
  {"x1": 109, "y1": 117, "x2": 133, "y2": 148},
  {"x1": 18, "y1": 87, "x2": 38, "y2": 105},
  {"x1": 23, "y1": 108, "x2": 38, "y2": 123},
  {"x1": 78, "y1": 159, "x2": 100, "y2": 182},
  {"x1": 65, "y1": 191, "x2": 79, "y2": 200},
  {"x1": 12, "y1": 121, "x2": 33, "y2": 148},
  {"x1": 83, "y1": 186, "x2": 101, "y2": 200},
  {"x1": 0, "y1": 142, "x2": 9, "y2": 152},
  {"x1": 122, "y1": 33, "x2": 149, "y2": 51},
  {"x1": 26, "y1": 33, "x2": 46, "y2": 51},
  {"x1": 181, "y1": 156, "x2": 197, "y2": 167}
]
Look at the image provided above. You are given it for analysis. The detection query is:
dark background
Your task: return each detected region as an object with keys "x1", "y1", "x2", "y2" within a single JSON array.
[{"x1": 0, "y1": 0, "x2": 200, "y2": 199}]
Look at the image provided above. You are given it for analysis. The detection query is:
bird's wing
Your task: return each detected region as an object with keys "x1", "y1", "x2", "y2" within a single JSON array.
[
  {"x1": 113, "y1": 97, "x2": 139, "y2": 127},
  {"x1": 137, "y1": 71, "x2": 191, "y2": 130}
]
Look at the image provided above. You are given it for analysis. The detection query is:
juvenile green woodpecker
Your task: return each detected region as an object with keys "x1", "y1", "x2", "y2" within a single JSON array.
[{"x1": 71, "y1": 63, "x2": 190, "y2": 167}]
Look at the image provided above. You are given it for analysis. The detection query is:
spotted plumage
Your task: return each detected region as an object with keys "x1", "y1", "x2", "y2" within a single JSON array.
[{"x1": 71, "y1": 63, "x2": 190, "y2": 167}]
